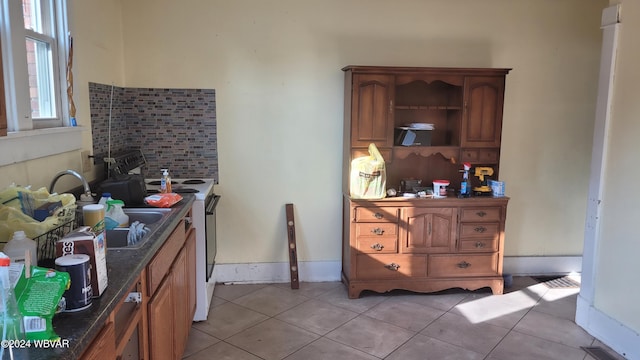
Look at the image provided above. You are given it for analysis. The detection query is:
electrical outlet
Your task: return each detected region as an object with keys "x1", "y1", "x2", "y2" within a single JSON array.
[{"x1": 81, "y1": 150, "x2": 92, "y2": 172}]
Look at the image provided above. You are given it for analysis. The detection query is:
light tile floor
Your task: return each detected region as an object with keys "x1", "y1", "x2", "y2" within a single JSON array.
[{"x1": 183, "y1": 277, "x2": 626, "y2": 360}]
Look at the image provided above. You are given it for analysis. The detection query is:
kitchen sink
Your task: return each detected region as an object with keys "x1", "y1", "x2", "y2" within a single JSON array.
[
  {"x1": 122, "y1": 208, "x2": 172, "y2": 225},
  {"x1": 106, "y1": 208, "x2": 172, "y2": 249}
]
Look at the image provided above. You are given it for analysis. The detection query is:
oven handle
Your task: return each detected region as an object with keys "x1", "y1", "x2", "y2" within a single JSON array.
[{"x1": 206, "y1": 195, "x2": 221, "y2": 215}]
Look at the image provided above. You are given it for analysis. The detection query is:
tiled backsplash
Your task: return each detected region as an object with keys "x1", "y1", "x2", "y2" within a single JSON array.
[{"x1": 89, "y1": 83, "x2": 218, "y2": 181}]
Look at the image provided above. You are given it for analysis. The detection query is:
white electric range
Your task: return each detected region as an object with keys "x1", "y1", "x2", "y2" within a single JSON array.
[{"x1": 145, "y1": 178, "x2": 219, "y2": 321}]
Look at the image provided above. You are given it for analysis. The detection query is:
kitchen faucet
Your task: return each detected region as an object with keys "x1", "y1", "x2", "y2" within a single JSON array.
[{"x1": 49, "y1": 169, "x2": 96, "y2": 206}]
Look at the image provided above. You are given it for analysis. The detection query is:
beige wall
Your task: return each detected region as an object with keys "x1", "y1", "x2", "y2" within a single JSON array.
[
  {"x1": 2, "y1": 0, "x2": 606, "y2": 265},
  {"x1": 119, "y1": 0, "x2": 605, "y2": 263},
  {"x1": 595, "y1": 0, "x2": 640, "y2": 333}
]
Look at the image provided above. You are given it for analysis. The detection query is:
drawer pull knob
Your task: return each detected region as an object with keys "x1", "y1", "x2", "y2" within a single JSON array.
[
  {"x1": 474, "y1": 226, "x2": 487, "y2": 233},
  {"x1": 384, "y1": 263, "x2": 400, "y2": 271},
  {"x1": 475, "y1": 242, "x2": 485, "y2": 248},
  {"x1": 370, "y1": 243, "x2": 384, "y2": 251},
  {"x1": 371, "y1": 227, "x2": 385, "y2": 235},
  {"x1": 476, "y1": 211, "x2": 487, "y2": 217},
  {"x1": 374, "y1": 212, "x2": 384, "y2": 219},
  {"x1": 457, "y1": 261, "x2": 471, "y2": 269}
]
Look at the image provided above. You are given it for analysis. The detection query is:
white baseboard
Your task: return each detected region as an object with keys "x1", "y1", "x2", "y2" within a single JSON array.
[
  {"x1": 503, "y1": 256, "x2": 582, "y2": 276},
  {"x1": 215, "y1": 261, "x2": 342, "y2": 284},
  {"x1": 576, "y1": 295, "x2": 639, "y2": 360},
  {"x1": 215, "y1": 256, "x2": 582, "y2": 284}
]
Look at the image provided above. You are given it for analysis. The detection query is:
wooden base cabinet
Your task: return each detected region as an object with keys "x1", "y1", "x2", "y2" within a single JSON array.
[
  {"x1": 342, "y1": 196, "x2": 508, "y2": 299},
  {"x1": 147, "y1": 220, "x2": 197, "y2": 359}
]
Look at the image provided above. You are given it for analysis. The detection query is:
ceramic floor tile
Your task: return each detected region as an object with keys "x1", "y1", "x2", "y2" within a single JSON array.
[
  {"x1": 420, "y1": 311, "x2": 510, "y2": 355},
  {"x1": 386, "y1": 333, "x2": 484, "y2": 360},
  {"x1": 394, "y1": 290, "x2": 470, "y2": 312},
  {"x1": 214, "y1": 283, "x2": 267, "y2": 301},
  {"x1": 316, "y1": 286, "x2": 387, "y2": 313},
  {"x1": 182, "y1": 328, "x2": 221, "y2": 358},
  {"x1": 284, "y1": 337, "x2": 380, "y2": 360},
  {"x1": 273, "y1": 281, "x2": 343, "y2": 298},
  {"x1": 210, "y1": 295, "x2": 228, "y2": 308},
  {"x1": 183, "y1": 341, "x2": 262, "y2": 360},
  {"x1": 325, "y1": 315, "x2": 415, "y2": 358},
  {"x1": 232, "y1": 285, "x2": 310, "y2": 316},
  {"x1": 451, "y1": 288, "x2": 542, "y2": 329},
  {"x1": 226, "y1": 318, "x2": 319, "y2": 360},
  {"x1": 533, "y1": 293, "x2": 578, "y2": 321},
  {"x1": 275, "y1": 299, "x2": 359, "y2": 335},
  {"x1": 489, "y1": 330, "x2": 587, "y2": 360},
  {"x1": 364, "y1": 297, "x2": 445, "y2": 332},
  {"x1": 513, "y1": 310, "x2": 594, "y2": 349},
  {"x1": 193, "y1": 301, "x2": 269, "y2": 339}
]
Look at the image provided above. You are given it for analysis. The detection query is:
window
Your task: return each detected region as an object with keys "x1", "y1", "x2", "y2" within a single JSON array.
[{"x1": 1, "y1": 0, "x2": 69, "y2": 132}]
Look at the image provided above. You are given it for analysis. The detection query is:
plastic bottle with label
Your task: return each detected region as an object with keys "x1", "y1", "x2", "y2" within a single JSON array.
[
  {"x1": 0, "y1": 252, "x2": 25, "y2": 356},
  {"x1": 459, "y1": 162, "x2": 472, "y2": 198},
  {"x1": 160, "y1": 169, "x2": 172, "y2": 193},
  {"x1": 3, "y1": 231, "x2": 37, "y2": 266}
]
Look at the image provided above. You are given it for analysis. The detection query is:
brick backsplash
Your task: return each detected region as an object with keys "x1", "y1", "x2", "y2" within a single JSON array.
[{"x1": 89, "y1": 83, "x2": 218, "y2": 181}]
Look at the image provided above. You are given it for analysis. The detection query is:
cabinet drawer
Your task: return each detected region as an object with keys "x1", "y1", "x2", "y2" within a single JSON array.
[
  {"x1": 356, "y1": 236, "x2": 398, "y2": 254},
  {"x1": 428, "y1": 254, "x2": 498, "y2": 277},
  {"x1": 460, "y1": 207, "x2": 501, "y2": 222},
  {"x1": 459, "y1": 223, "x2": 500, "y2": 239},
  {"x1": 147, "y1": 220, "x2": 186, "y2": 295},
  {"x1": 354, "y1": 207, "x2": 399, "y2": 223},
  {"x1": 459, "y1": 238, "x2": 498, "y2": 252},
  {"x1": 356, "y1": 254, "x2": 426, "y2": 279},
  {"x1": 461, "y1": 148, "x2": 499, "y2": 163},
  {"x1": 356, "y1": 223, "x2": 397, "y2": 237}
]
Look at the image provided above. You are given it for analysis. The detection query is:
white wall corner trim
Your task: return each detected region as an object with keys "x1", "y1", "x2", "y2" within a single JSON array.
[
  {"x1": 215, "y1": 261, "x2": 342, "y2": 284},
  {"x1": 0, "y1": 127, "x2": 86, "y2": 166},
  {"x1": 503, "y1": 256, "x2": 582, "y2": 276},
  {"x1": 576, "y1": 295, "x2": 639, "y2": 360}
]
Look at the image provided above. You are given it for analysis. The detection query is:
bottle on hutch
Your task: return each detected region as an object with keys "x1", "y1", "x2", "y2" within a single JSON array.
[{"x1": 459, "y1": 162, "x2": 472, "y2": 198}]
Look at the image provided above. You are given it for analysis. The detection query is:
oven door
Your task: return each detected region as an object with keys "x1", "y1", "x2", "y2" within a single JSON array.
[{"x1": 205, "y1": 194, "x2": 220, "y2": 281}]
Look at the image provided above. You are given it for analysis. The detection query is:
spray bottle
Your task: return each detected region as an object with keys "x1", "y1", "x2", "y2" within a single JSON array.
[
  {"x1": 459, "y1": 162, "x2": 472, "y2": 198},
  {"x1": 0, "y1": 252, "x2": 25, "y2": 358}
]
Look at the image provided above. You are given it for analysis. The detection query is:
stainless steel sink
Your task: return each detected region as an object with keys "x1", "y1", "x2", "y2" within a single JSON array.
[
  {"x1": 106, "y1": 208, "x2": 172, "y2": 249},
  {"x1": 122, "y1": 208, "x2": 171, "y2": 225}
]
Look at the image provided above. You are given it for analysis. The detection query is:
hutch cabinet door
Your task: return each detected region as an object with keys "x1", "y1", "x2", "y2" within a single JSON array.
[
  {"x1": 350, "y1": 74, "x2": 394, "y2": 148},
  {"x1": 401, "y1": 207, "x2": 456, "y2": 253},
  {"x1": 462, "y1": 76, "x2": 505, "y2": 147}
]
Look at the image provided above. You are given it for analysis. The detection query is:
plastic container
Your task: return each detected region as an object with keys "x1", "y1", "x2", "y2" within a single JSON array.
[
  {"x1": 0, "y1": 252, "x2": 25, "y2": 350},
  {"x1": 433, "y1": 180, "x2": 450, "y2": 199},
  {"x1": 98, "y1": 193, "x2": 113, "y2": 206},
  {"x1": 105, "y1": 199, "x2": 129, "y2": 229},
  {"x1": 160, "y1": 169, "x2": 172, "y2": 194},
  {"x1": 3, "y1": 231, "x2": 37, "y2": 265}
]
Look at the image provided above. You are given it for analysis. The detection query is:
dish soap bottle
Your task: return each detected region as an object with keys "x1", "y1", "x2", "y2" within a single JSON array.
[
  {"x1": 3, "y1": 231, "x2": 37, "y2": 266},
  {"x1": 160, "y1": 169, "x2": 172, "y2": 194},
  {"x1": 0, "y1": 252, "x2": 25, "y2": 353}
]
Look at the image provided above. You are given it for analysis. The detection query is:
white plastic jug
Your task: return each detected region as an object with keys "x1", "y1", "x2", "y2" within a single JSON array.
[
  {"x1": 105, "y1": 199, "x2": 129, "y2": 229},
  {"x1": 3, "y1": 231, "x2": 37, "y2": 265}
]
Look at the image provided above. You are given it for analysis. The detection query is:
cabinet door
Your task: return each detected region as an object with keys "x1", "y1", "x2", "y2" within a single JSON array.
[
  {"x1": 462, "y1": 76, "x2": 505, "y2": 147},
  {"x1": 80, "y1": 320, "x2": 116, "y2": 360},
  {"x1": 172, "y1": 246, "x2": 189, "y2": 358},
  {"x1": 148, "y1": 277, "x2": 174, "y2": 360},
  {"x1": 350, "y1": 74, "x2": 394, "y2": 148},
  {"x1": 401, "y1": 208, "x2": 456, "y2": 253}
]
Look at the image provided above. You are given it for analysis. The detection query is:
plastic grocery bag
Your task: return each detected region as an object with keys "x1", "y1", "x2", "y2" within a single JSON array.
[{"x1": 350, "y1": 143, "x2": 387, "y2": 199}]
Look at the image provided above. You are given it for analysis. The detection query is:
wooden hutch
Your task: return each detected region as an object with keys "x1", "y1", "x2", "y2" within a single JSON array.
[{"x1": 342, "y1": 65, "x2": 510, "y2": 299}]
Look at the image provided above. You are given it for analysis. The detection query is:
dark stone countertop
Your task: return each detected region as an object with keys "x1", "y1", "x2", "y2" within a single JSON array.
[{"x1": 15, "y1": 195, "x2": 195, "y2": 360}]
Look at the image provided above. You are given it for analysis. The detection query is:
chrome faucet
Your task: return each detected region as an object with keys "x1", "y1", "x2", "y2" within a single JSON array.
[{"x1": 49, "y1": 169, "x2": 96, "y2": 205}]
